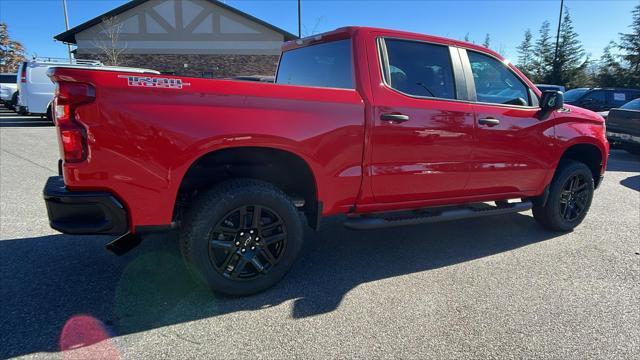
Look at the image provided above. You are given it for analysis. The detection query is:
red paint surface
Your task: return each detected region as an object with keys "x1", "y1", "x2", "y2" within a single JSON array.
[{"x1": 48, "y1": 27, "x2": 608, "y2": 230}]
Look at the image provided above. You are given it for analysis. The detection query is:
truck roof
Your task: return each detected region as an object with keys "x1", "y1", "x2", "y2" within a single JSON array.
[
  {"x1": 282, "y1": 26, "x2": 509, "y2": 63},
  {"x1": 48, "y1": 65, "x2": 160, "y2": 74}
]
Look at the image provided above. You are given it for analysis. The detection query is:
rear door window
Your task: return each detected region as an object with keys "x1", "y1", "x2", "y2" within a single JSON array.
[
  {"x1": 276, "y1": 39, "x2": 353, "y2": 89},
  {"x1": 582, "y1": 90, "x2": 606, "y2": 107},
  {"x1": 382, "y1": 39, "x2": 456, "y2": 100}
]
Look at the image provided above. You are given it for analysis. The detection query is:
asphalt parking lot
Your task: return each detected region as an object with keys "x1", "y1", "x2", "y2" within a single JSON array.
[{"x1": 0, "y1": 107, "x2": 639, "y2": 359}]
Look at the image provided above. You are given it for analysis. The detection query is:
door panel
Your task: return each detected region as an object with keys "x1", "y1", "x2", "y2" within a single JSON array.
[
  {"x1": 371, "y1": 102, "x2": 475, "y2": 202},
  {"x1": 464, "y1": 50, "x2": 554, "y2": 195},
  {"x1": 470, "y1": 104, "x2": 554, "y2": 194},
  {"x1": 370, "y1": 38, "x2": 474, "y2": 202}
]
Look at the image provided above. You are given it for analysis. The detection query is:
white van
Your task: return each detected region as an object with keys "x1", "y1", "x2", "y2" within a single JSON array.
[{"x1": 16, "y1": 58, "x2": 159, "y2": 119}]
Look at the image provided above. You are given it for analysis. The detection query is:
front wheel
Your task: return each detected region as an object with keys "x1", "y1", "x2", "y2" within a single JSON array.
[
  {"x1": 179, "y1": 179, "x2": 304, "y2": 296},
  {"x1": 532, "y1": 160, "x2": 594, "y2": 231}
]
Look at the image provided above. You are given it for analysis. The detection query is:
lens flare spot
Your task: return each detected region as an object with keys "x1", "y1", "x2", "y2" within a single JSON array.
[{"x1": 59, "y1": 314, "x2": 119, "y2": 359}]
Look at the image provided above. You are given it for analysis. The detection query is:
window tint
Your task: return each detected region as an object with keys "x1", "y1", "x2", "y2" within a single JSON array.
[
  {"x1": 564, "y1": 88, "x2": 589, "y2": 102},
  {"x1": 383, "y1": 39, "x2": 455, "y2": 99},
  {"x1": 0, "y1": 74, "x2": 17, "y2": 83},
  {"x1": 582, "y1": 90, "x2": 606, "y2": 106},
  {"x1": 276, "y1": 39, "x2": 353, "y2": 89},
  {"x1": 627, "y1": 91, "x2": 640, "y2": 101},
  {"x1": 468, "y1": 51, "x2": 529, "y2": 106}
]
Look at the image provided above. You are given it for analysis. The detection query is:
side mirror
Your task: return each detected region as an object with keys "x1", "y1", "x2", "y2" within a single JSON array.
[{"x1": 540, "y1": 90, "x2": 564, "y2": 110}]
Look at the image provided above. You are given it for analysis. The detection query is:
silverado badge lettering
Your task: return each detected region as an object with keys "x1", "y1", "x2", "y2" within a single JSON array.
[{"x1": 118, "y1": 75, "x2": 189, "y2": 89}]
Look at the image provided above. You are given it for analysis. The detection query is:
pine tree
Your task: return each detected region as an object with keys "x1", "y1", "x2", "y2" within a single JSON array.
[
  {"x1": 549, "y1": 7, "x2": 588, "y2": 88},
  {"x1": 482, "y1": 34, "x2": 490, "y2": 48},
  {"x1": 516, "y1": 29, "x2": 534, "y2": 78},
  {"x1": 464, "y1": 33, "x2": 470, "y2": 42},
  {"x1": 618, "y1": 3, "x2": 640, "y2": 87},
  {"x1": 595, "y1": 41, "x2": 624, "y2": 87},
  {"x1": 532, "y1": 21, "x2": 554, "y2": 83},
  {"x1": 0, "y1": 23, "x2": 25, "y2": 73}
]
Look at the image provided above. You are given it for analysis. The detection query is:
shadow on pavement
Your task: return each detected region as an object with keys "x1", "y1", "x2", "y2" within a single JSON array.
[
  {"x1": 606, "y1": 149, "x2": 640, "y2": 172},
  {"x1": 0, "y1": 213, "x2": 562, "y2": 358},
  {"x1": 620, "y1": 175, "x2": 640, "y2": 191},
  {"x1": 0, "y1": 114, "x2": 53, "y2": 128}
]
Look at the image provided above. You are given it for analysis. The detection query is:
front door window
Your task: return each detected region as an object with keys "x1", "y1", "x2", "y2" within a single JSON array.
[{"x1": 468, "y1": 51, "x2": 530, "y2": 107}]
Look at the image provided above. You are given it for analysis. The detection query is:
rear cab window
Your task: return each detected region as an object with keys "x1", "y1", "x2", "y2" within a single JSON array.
[{"x1": 276, "y1": 39, "x2": 354, "y2": 89}]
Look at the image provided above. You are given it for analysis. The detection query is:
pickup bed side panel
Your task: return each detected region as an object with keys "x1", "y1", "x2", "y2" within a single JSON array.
[{"x1": 55, "y1": 69, "x2": 365, "y2": 228}]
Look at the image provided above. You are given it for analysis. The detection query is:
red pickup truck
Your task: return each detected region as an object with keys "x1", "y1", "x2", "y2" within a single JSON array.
[{"x1": 44, "y1": 27, "x2": 608, "y2": 295}]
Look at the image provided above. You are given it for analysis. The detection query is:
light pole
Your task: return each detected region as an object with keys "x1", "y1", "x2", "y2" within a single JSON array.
[
  {"x1": 553, "y1": 0, "x2": 564, "y2": 64},
  {"x1": 297, "y1": 0, "x2": 301, "y2": 38},
  {"x1": 62, "y1": 0, "x2": 73, "y2": 62}
]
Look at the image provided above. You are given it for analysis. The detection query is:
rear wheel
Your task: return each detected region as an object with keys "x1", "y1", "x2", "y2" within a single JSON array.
[
  {"x1": 179, "y1": 179, "x2": 303, "y2": 296},
  {"x1": 533, "y1": 160, "x2": 594, "y2": 231},
  {"x1": 9, "y1": 92, "x2": 18, "y2": 110},
  {"x1": 46, "y1": 104, "x2": 53, "y2": 123}
]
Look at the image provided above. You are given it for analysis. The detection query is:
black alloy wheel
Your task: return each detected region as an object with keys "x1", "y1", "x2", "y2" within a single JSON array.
[
  {"x1": 558, "y1": 173, "x2": 589, "y2": 222},
  {"x1": 208, "y1": 205, "x2": 287, "y2": 280},
  {"x1": 180, "y1": 179, "x2": 303, "y2": 296},
  {"x1": 532, "y1": 160, "x2": 594, "y2": 231}
]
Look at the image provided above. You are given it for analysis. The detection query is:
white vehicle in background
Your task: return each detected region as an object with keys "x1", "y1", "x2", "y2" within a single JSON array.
[
  {"x1": 16, "y1": 58, "x2": 160, "y2": 120},
  {"x1": 0, "y1": 73, "x2": 18, "y2": 110}
]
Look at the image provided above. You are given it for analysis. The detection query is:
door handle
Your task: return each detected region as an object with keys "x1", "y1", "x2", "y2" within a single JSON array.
[
  {"x1": 380, "y1": 113, "x2": 410, "y2": 123},
  {"x1": 478, "y1": 118, "x2": 500, "y2": 126}
]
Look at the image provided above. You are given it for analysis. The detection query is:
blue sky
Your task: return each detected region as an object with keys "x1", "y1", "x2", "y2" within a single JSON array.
[{"x1": 0, "y1": 0, "x2": 638, "y2": 62}]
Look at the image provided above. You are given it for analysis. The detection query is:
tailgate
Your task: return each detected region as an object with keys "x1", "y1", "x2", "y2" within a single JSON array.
[{"x1": 607, "y1": 109, "x2": 640, "y2": 135}]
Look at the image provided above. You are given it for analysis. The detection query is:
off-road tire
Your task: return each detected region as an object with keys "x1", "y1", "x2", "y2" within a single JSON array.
[
  {"x1": 46, "y1": 104, "x2": 53, "y2": 123},
  {"x1": 179, "y1": 179, "x2": 303, "y2": 296},
  {"x1": 532, "y1": 160, "x2": 594, "y2": 231}
]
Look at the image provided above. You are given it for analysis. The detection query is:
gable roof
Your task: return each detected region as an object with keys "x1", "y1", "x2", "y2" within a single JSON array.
[{"x1": 54, "y1": 0, "x2": 298, "y2": 44}]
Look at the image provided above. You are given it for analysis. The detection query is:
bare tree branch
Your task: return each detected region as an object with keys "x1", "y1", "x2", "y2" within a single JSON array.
[{"x1": 90, "y1": 16, "x2": 128, "y2": 66}]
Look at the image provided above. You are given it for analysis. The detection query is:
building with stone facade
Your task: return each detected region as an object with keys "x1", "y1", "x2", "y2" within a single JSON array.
[{"x1": 54, "y1": 0, "x2": 297, "y2": 78}]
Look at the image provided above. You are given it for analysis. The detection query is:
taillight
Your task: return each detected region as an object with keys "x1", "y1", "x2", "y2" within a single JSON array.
[
  {"x1": 54, "y1": 82, "x2": 95, "y2": 163},
  {"x1": 20, "y1": 63, "x2": 27, "y2": 83}
]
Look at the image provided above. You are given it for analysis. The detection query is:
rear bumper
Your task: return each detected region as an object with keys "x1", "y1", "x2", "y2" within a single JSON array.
[{"x1": 43, "y1": 176, "x2": 129, "y2": 235}]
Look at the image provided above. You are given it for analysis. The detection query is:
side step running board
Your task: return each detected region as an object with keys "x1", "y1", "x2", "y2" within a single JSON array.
[{"x1": 344, "y1": 201, "x2": 532, "y2": 230}]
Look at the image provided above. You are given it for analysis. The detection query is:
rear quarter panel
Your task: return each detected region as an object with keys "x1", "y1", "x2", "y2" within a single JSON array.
[{"x1": 54, "y1": 69, "x2": 365, "y2": 227}]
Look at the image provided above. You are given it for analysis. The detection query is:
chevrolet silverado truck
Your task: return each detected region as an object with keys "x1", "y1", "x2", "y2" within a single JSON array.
[{"x1": 43, "y1": 27, "x2": 609, "y2": 296}]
